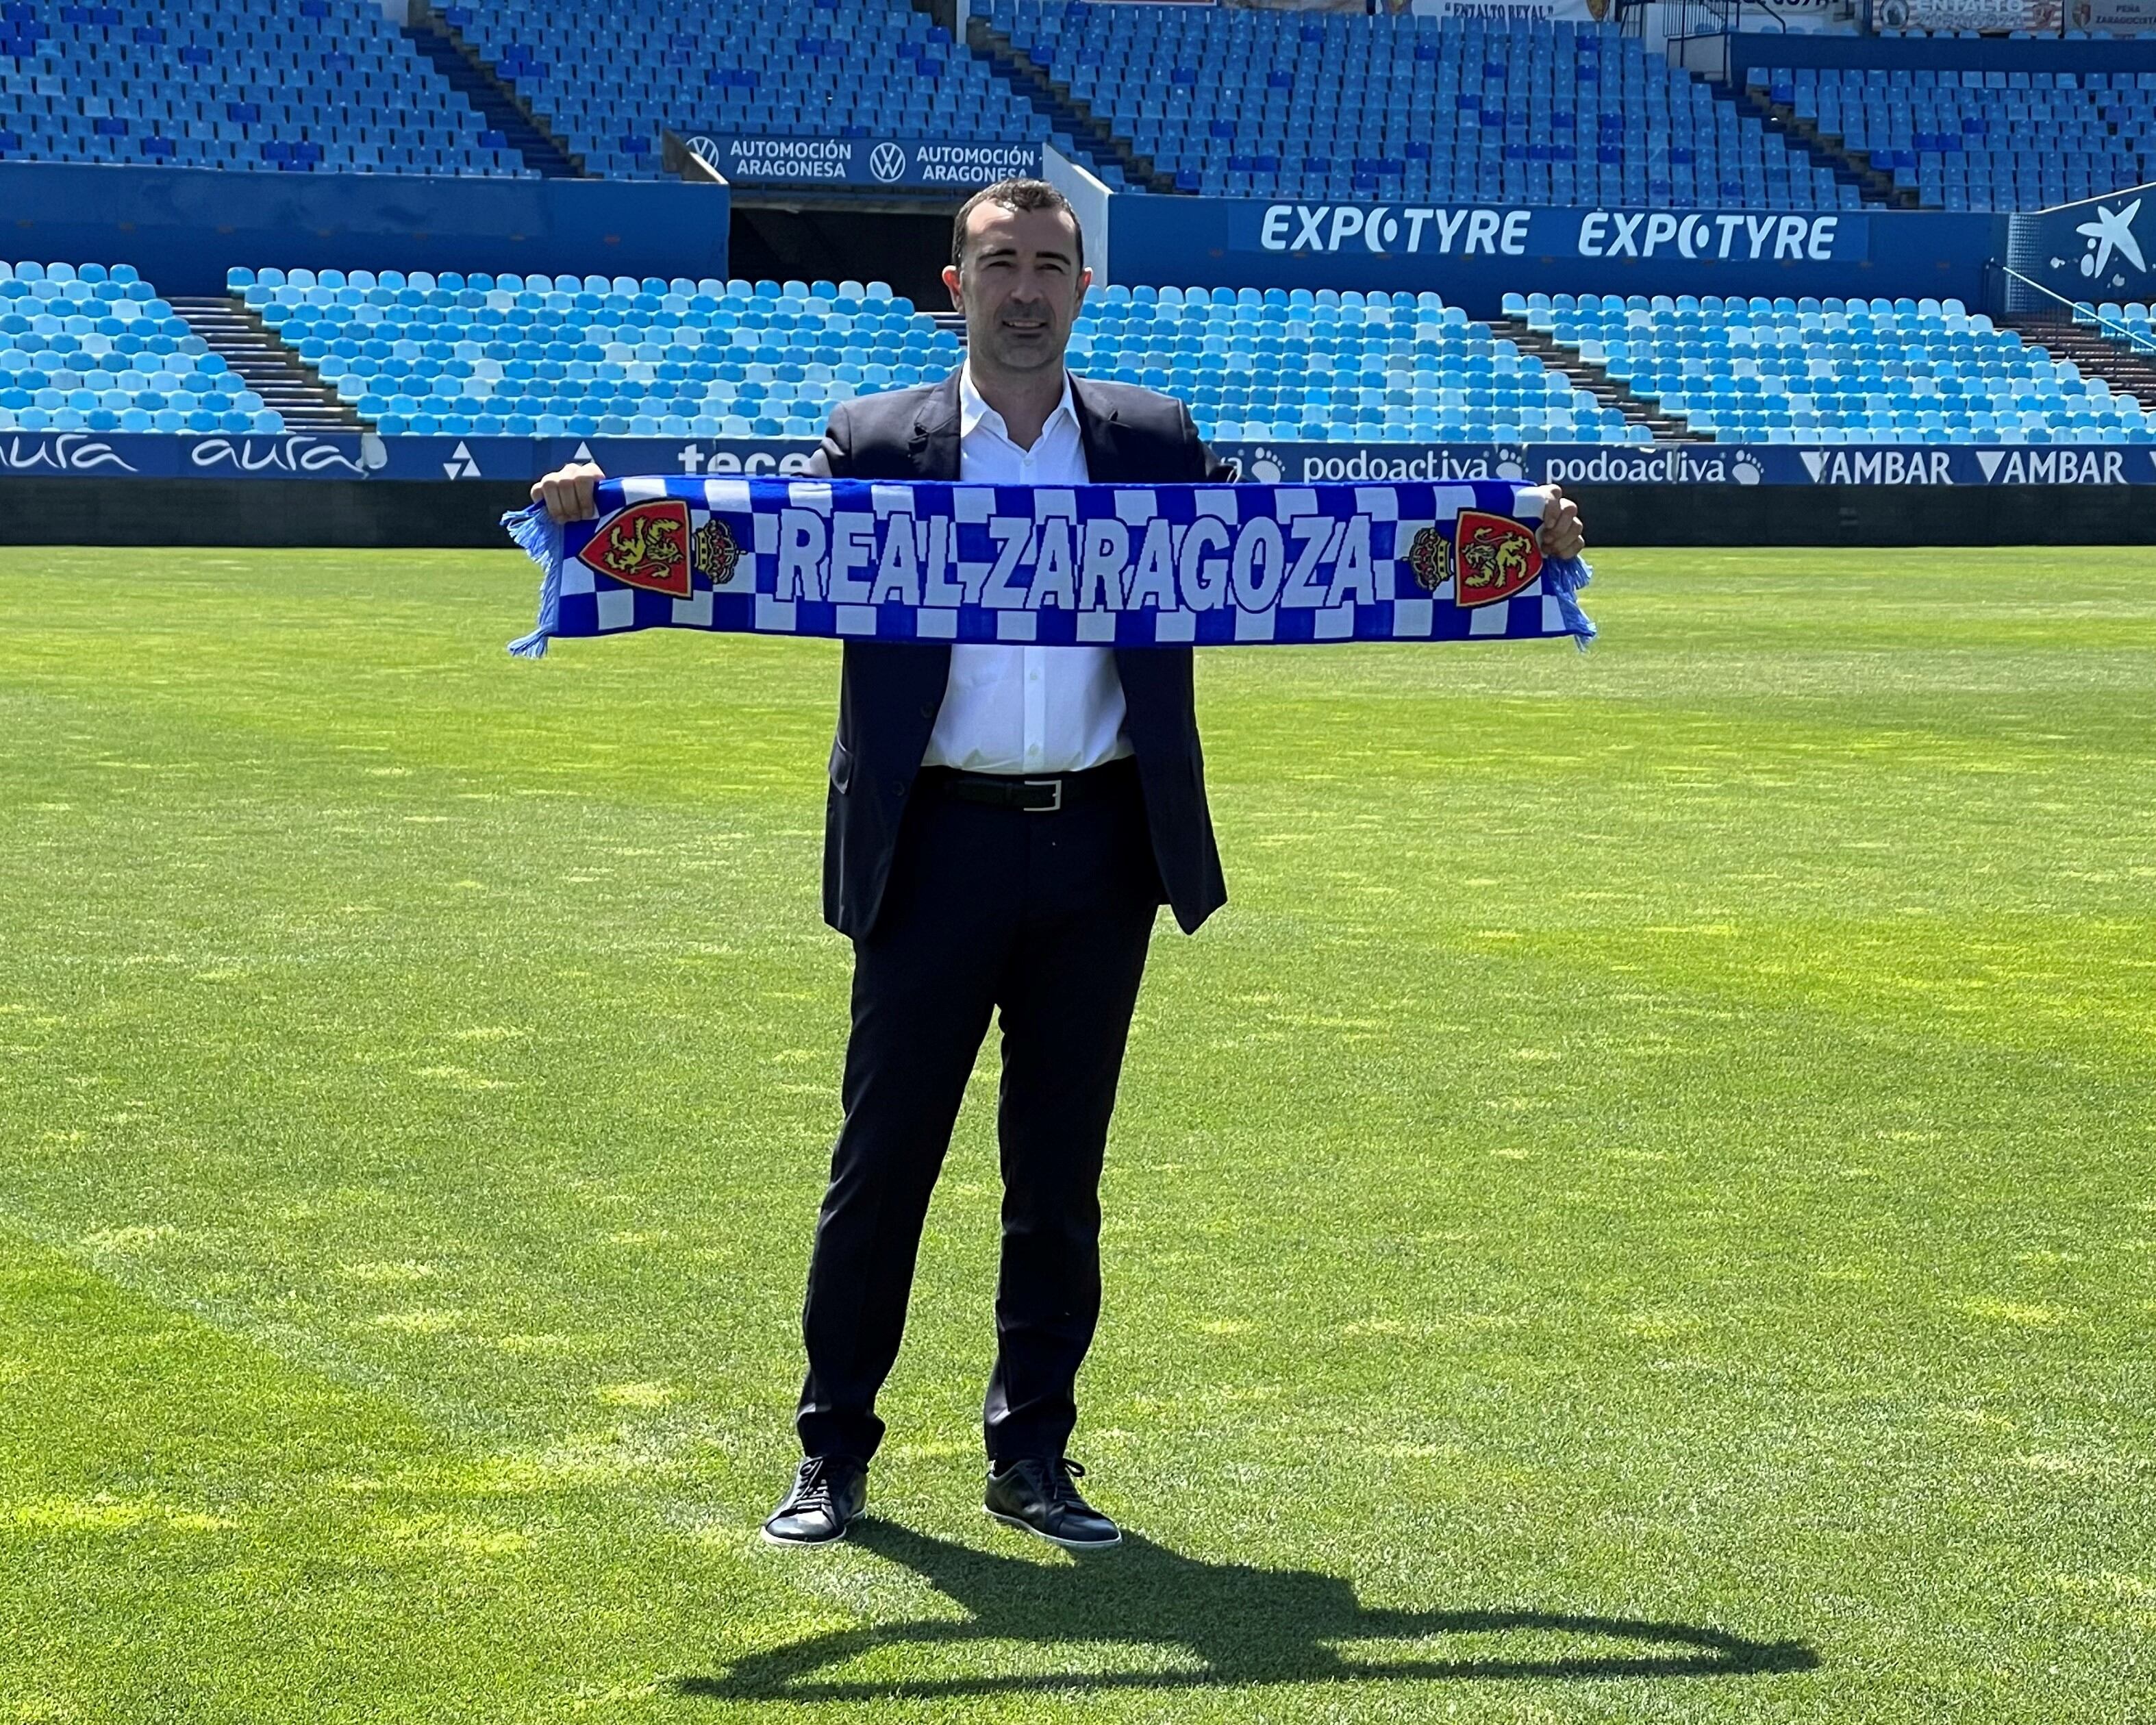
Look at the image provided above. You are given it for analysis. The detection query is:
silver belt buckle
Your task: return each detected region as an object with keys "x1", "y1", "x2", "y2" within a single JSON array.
[{"x1": 1021, "y1": 777, "x2": 1064, "y2": 812}]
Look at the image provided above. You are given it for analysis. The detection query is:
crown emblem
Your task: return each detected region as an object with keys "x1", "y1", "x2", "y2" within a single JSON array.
[
  {"x1": 1407, "y1": 525, "x2": 1453, "y2": 592},
  {"x1": 694, "y1": 517, "x2": 742, "y2": 585}
]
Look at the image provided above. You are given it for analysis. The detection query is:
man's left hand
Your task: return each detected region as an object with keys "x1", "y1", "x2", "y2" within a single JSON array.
[{"x1": 1535, "y1": 484, "x2": 1585, "y2": 561}]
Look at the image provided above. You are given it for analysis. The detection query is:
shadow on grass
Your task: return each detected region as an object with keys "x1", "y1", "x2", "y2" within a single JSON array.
[{"x1": 680, "y1": 1519, "x2": 1820, "y2": 1702}]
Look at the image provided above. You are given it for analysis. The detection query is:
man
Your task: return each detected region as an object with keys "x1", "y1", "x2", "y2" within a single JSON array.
[{"x1": 531, "y1": 179, "x2": 1586, "y2": 1553}]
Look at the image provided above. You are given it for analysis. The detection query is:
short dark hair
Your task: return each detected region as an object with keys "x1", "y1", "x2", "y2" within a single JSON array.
[{"x1": 951, "y1": 178, "x2": 1085, "y2": 273}]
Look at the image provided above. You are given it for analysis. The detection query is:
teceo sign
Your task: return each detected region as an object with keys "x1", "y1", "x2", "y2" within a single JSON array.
[{"x1": 1249, "y1": 204, "x2": 1859, "y2": 264}]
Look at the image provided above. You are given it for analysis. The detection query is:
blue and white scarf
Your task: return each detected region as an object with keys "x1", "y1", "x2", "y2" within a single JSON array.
[{"x1": 505, "y1": 477, "x2": 1592, "y2": 657}]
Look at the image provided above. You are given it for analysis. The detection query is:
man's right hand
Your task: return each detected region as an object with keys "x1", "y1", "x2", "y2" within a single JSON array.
[{"x1": 531, "y1": 462, "x2": 605, "y2": 523}]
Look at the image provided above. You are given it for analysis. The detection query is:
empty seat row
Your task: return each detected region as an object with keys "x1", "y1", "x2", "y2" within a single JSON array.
[
  {"x1": 1753, "y1": 62, "x2": 2155, "y2": 211},
  {"x1": 993, "y1": 2, "x2": 1860, "y2": 210},
  {"x1": 0, "y1": 257, "x2": 280, "y2": 433},
  {"x1": 0, "y1": 0, "x2": 526, "y2": 175},
  {"x1": 234, "y1": 262, "x2": 963, "y2": 438},
  {"x1": 1508, "y1": 290, "x2": 2149, "y2": 443},
  {"x1": 439, "y1": 0, "x2": 1125, "y2": 185}
]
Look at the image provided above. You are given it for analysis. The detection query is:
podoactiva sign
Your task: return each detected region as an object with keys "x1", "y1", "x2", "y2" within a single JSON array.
[{"x1": 4, "y1": 434, "x2": 2144, "y2": 487}]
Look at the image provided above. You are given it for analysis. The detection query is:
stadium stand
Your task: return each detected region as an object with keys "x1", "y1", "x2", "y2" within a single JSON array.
[
  {"x1": 218, "y1": 264, "x2": 2154, "y2": 447},
  {"x1": 985, "y1": 3, "x2": 1857, "y2": 210},
  {"x1": 434, "y1": 0, "x2": 1127, "y2": 185},
  {"x1": 0, "y1": 0, "x2": 525, "y2": 175},
  {"x1": 1510, "y1": 290, "x2": 2153, "y2": 443},
  {"x1": 2084, "y1": 301, "x2": 2156, "y2": 343},
  {"x1": 1073, "y1": 284, "x2": 1644, "y2": 444},
  {"x1": 233, "y1": 266, "x2": 1640, "y2": 445},
  {"x1": 1754, "y1": 63, "x2": 2156, "y2": 211},
  {"x1": 6, "y1": 235, "x2": 2131, "y2": 449},
  {"x1": 230, "y1": 266, "x2": 966, "y2": 438},
  {"x1": 0, "y1": 258, "x2": 279, "y2": 434},
  {"x1": 2075, "y1": 299, "x2": 2156, "y2": 354},
  {"x1": 2011, "y1": 300, "x2": 2156, "y2": 412}
]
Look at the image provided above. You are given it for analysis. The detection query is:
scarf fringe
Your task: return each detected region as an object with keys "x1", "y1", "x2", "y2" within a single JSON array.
[
  {"x1": 503, "y1": 502, "x2": 564, "y2": 660},
  {"x1": 1542, "y1": 554, "x2": 1596, "y2": 651}
]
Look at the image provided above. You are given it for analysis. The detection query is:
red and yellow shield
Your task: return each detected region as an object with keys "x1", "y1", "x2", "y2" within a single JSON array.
[
  {"x1": 1451, "y1": 510, "x2": 1542, "y2": 608},
  {"x1": 577, "y1": 498, "x2": 692, "y2": 598}
]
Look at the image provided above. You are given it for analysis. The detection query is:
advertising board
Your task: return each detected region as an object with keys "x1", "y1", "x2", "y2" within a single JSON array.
[
  {"x1": 1110, "y1": 194, "x2": 2003, "y2": 314},
  {"x1": 2073, "y1": 0, "x2": 2156, "y2": 29},
  {"x1": 682, "y1": 134, "x2": 1040, "y2": 190},
  {"x1": 1214, "y1": 439, "x2": 2148, "y2": 486},
  {"x1": 2004, "y1": 180, "x2": 2156, "y2": 308},
  {"x1": 0, "y1": 434, "x2": 823, "y2": 483},
  {"x1": 1872, "y1": 0, "x2": 2059, "y2": 27},
  {"x1": 1, "y1": 432, "x2": 2143, "y2": 489}
]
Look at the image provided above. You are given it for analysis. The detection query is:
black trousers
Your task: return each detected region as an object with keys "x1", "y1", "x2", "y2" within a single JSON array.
[{"x1": 797, "y1": 758, "x2": 1163, "y2": 1465}]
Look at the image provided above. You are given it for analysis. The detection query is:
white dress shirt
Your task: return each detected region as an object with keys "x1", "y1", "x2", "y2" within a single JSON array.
[{"x1": 920, "y1": 365, "x2": 1133, "y2": 775}]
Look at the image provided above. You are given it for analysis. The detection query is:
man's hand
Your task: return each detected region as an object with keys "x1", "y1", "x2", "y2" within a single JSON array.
[
  {"x1": 531, "y1": 462, "x2": 605, "y2": 523},
  {"x1": 1534, "y1": 484, "x2": 1585, "y2": 561}
]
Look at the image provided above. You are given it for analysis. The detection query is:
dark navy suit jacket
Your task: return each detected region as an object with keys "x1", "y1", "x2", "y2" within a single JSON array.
[{"x1": 807, "y1": 369, "x2": 1232, "y2": 940}]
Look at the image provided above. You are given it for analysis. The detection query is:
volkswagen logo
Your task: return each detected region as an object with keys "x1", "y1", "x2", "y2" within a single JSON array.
[{"x1": 869, "y1": 142, "x2": 907, "y2": 184}]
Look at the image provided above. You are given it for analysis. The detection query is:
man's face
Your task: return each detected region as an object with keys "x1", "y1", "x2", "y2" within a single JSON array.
[{"x1": 944, "y1": 202, "x2": 1090, "y2": 376}]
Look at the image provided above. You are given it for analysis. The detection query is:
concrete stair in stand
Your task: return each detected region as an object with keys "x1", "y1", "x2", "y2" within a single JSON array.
[
  {"x1": 404, "y1": 13, "x2": 582, "y2": 178},
  {"x1": 1496, "y1": 317, "x2": 1711, "y2": 443},
  {"x1": 1729, "y1": 82, "x2": 1910, "y2": 211},
  {"x1": 168, "y1": 298, "x2": 372, "y2": 434},
  {"x1": 2006, "y1": 312, "x2": 2156, "y2": 412},
  {"x1": 962, "y1": 15, "x2": 1179, "y2": 195}
]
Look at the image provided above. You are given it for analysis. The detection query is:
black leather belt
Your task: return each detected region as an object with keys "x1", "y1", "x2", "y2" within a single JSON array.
[{"x1": 923, "y1": 756, "x2": 1137, "y2": 813}]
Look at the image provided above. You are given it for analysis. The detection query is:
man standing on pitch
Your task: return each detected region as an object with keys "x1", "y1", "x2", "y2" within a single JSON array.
[{"x1": 530, "y1": 179, "x2": 1587, "y2": 1551}]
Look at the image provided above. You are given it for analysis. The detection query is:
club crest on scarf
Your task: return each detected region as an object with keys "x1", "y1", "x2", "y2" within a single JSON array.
[
  {"x1": 694, "y1": 517, "x2": 742, "y2": 586},
  {"x1": 577, "y1": 497, "x2": 692, "y2": 597},
  {"x1": 1407, "y1": 526, "x2": 1453, "y2": 593},
  {"x1": 1453, "y1": 510, "x2": 1542, "y2": 606}
]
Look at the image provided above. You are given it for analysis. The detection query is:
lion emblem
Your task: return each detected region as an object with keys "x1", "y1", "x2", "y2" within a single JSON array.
[
  {"x1": 1451, "y1": 512, "x2": 1542, "y2": 608},
  {"x1": 575, "y1": 497, "x2": 694, "y2": 597},
  {"x1": 600, "y1": 512, "x2": 681, "y2": 582}
]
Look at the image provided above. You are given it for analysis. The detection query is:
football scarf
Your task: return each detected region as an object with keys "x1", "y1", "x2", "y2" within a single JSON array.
[{"x1": 505, "y1": 476, "x2": 1593, "y2": 657}]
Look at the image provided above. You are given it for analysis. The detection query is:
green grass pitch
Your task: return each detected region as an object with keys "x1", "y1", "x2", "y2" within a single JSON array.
[{"x1": 0, "y1": 543, "x2": 2150, "y2": 1724}]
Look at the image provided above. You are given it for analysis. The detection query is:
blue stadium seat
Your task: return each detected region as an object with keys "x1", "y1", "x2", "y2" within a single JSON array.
[
  {"x1": 442, "y1": 0, "x2": 1118, "y2": 184},
  {"x1": 0, "y1": 256, "x2": 281, "y2": 433},
  {"x1": 1538, "y1": 292, "x2": 2148, "y2": 443},
  {"x1": 1812, "y1": 60, "x2": 2151, "y2": 210},
  {"x1": 240, "y1": 267, "x2": 962, "y2": 437},
  {"x1": 0, "y1": 0, "x2": 530, "y2": 177},
  {"x1": 1068, "y1": 284, "x2": 1633, "y2": 444},
  {"x1": 986, "y1": 3, "x2": 1873, "y2": 211}
]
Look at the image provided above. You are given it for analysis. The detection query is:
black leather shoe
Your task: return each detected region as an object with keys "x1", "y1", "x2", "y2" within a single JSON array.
[
  {"x1": 984, "y1": 1456, "x2": 1121, "y2": 1549},
  {"x1": 761, "y1": 1454, "x2": 867, "y2": 1546}
]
